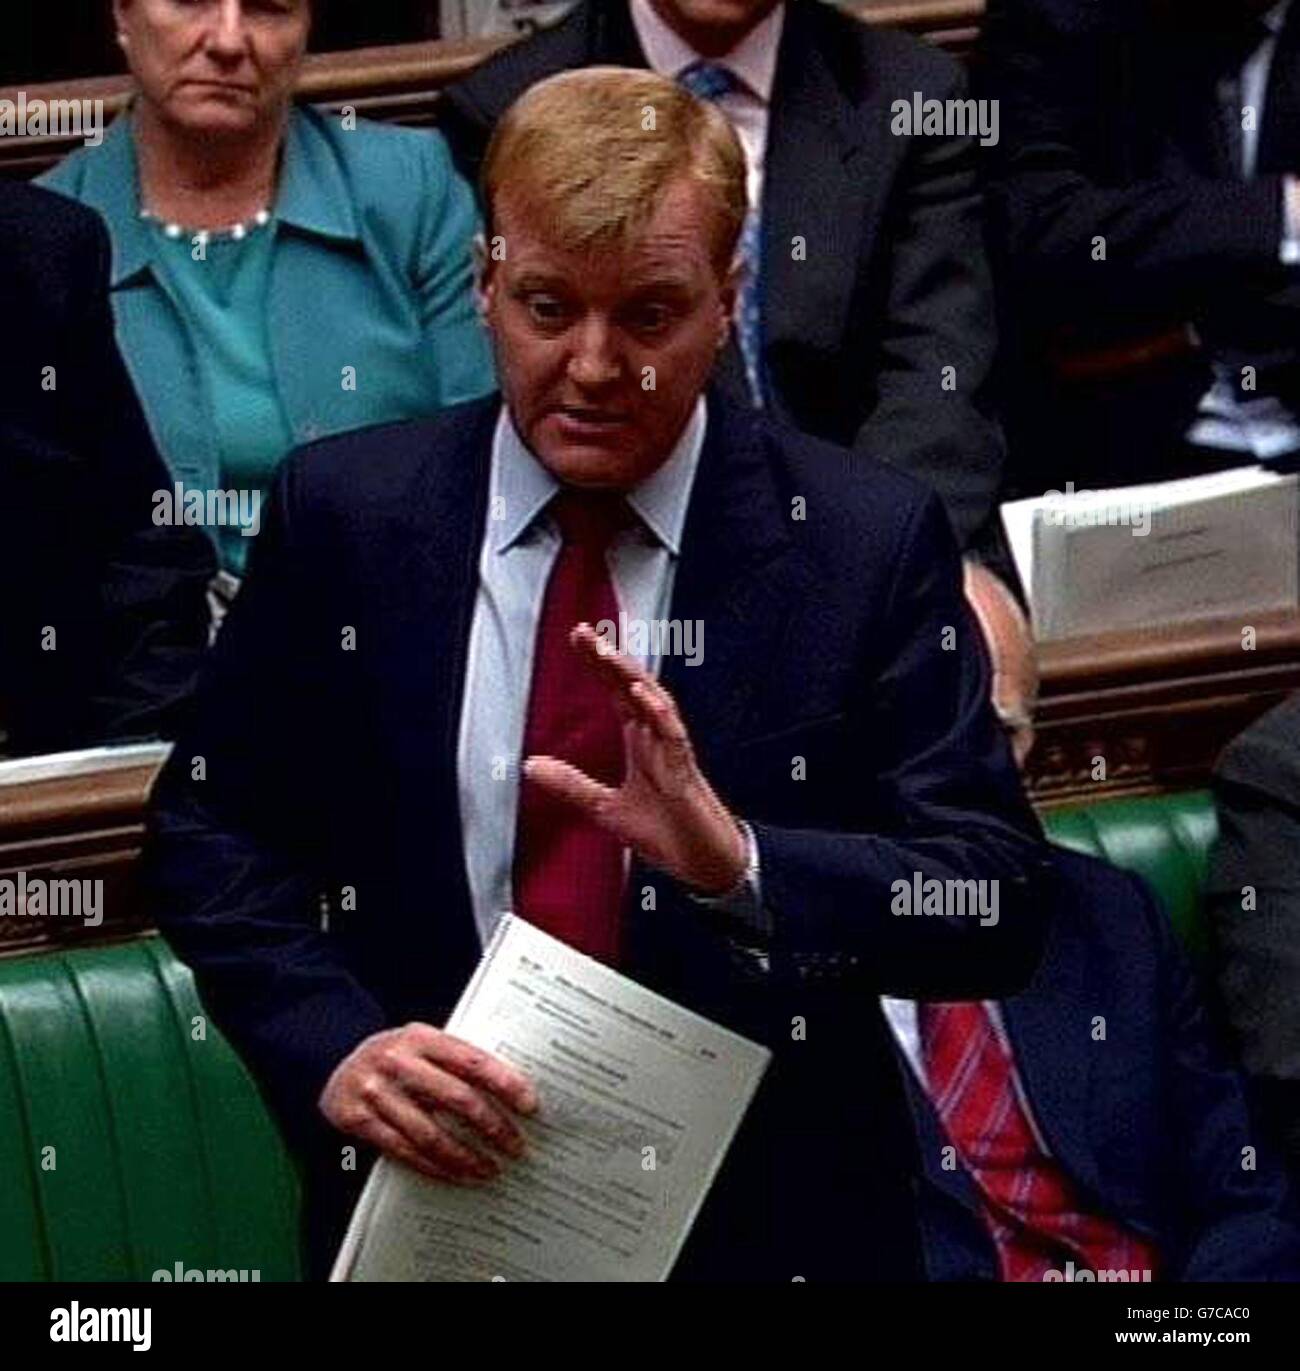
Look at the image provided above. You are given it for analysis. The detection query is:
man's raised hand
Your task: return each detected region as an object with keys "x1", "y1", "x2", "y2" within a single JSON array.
[{"x1": 523, "y1": 623, "x2": 748, "y2": 897}]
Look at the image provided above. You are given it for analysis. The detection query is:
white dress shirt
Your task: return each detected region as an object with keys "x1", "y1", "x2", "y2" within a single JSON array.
[
  {"x1": 456, "y1": 399, "x2": 707, "y2": 950},
  {"x1": 629, "y1": 0, "x2": 785, "y2": 219}
]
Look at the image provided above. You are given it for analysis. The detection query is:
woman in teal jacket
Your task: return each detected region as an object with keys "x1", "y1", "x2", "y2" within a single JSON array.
[{"x1": 41, "y1": 0, "x2": 494, "y2": 582}]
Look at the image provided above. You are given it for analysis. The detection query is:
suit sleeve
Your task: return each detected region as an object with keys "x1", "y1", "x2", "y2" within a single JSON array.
[
  {"x1": 437, "y1": 80, "x2": 495, "y2": 192},
  {"x1": 854, "y1": 57, "x2": 1006, "y2": 550},
  {"x1": 145, "y1": 457, "x2": 389, "y2": 1154},
  {"x1": 980, "y1": 0, "x2": 1288, "y2": 316},
  {"x1": 1208, "y1": 705, "x2": 1300, "y2": 1176},
  {"x1": 68, "y1": 212, "x2": 215, "y2": 746},
  {"x1": 752, "y1": 490, "x2": 1052, "y2": 999},
  {"x1": 1147, "y1": 878, "x2": 1300, "y2": 1279}
]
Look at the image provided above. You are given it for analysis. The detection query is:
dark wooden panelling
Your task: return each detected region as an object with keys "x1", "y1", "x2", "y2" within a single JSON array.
[
  {"x1": 1029, "y1": 610, "x2": 1300, "y2": 808},
  {"x1": 3, "y1": 606, "x2": 1297, "y2": 951},
  {"x1": 0, "y1": 760, "x2": 161, "y2": 957}
]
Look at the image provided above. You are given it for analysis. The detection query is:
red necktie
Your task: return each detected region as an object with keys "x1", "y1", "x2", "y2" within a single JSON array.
[
  {"x1": 919, "y1": 1001, "x2": 1161, "y2": 1282},
  {"x1": 513, "y1": 490, "x2": 635, "y2": 965}
]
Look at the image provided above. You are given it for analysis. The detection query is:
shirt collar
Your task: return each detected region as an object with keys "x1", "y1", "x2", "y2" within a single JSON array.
[
  {"x1": 488, "y1": 397, "x2": 708, "y2": 557},
  {"x1": 1264, "y1": 0, "x2": 1294, "y2": 38},
  {"x1": 76, "y1": 105, "x2": 358, "y2": 289},
  {"x1": 630, "y1": 0, "x2": 785, "y2": 102},
  {"x1": 273, "y1": 106, "x2": 360, "y2": 243}
]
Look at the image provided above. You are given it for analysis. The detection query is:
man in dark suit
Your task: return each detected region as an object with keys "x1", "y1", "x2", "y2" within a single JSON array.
[
  {"x1": 438, "y1": 0, "x2": 1006, "y2": 550},
  {"x1": 896, "y1": 567, "x2": 1300, "y2": 1281},
  {"x1": 981, "y1": 0, "x2": 1300, "y2": 497},
  {"x1": 1208, "y1": 691, "x2": 1300, "y2": 1182},
  {"x1": 1, "y1": 183, "x2": 214, "y2": 756},
  {"x1": 146, "y1": 67, "x2": 1051, "y2": 1282}
]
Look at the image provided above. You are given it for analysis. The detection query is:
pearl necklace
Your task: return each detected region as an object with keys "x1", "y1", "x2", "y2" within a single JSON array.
[{"x1": 139, "y1": 206, "x2": 272, "y2": 244}]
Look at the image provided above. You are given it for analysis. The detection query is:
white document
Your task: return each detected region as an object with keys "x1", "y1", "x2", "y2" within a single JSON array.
[
  {"x1": 331, "y1": 914, "x2": 770, "y2": 1282},
  {"x1": 1000, "y1": 466, "x2": 1299, "y2": 641}
]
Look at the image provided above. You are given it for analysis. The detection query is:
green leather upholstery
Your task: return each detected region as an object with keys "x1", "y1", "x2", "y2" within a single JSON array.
[
  {"x1": 0, "y1": 936, "x2": 301, "y2": 1281},
  {"x1": 1041, "y1": 790, "x2": 1219, "y2": 963},
  {"x1": 0, "y1": 790, "x2": 1221, "y2": 1281}
]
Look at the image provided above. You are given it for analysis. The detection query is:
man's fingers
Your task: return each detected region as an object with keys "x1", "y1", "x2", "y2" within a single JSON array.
[
  {"x1": 570, "y1": 622, "x2": 649, "y2": 695},
  {"x1": 359, "y1": 1117, "x2": 482, "y2": 1187},
  {"x1": 400, "y1": 1059, "x2": 528, "y2": 1158},
  {"x1": 570, "y1": 623, "x2": 690, "y2": 743},
  {"x1": 626, "y1": 717, "x2": 682, "y2": 794},
  {"x1": 524, "y1": 755, "x2": 619, "y2": 819},
  {"x1": 404, "y1": 1025, "x2": 539, "y2": 1116},
  {"x1": 369, "y1": 1087, "x2": 500, "y2": 1179},
  {"x1": 630, "y1": 678, "x2": 690, "y2": 747}
]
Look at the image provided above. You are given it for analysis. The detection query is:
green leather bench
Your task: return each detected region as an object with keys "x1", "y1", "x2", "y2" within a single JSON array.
[
  {"x1": 0, "y1": 937, "x2": 301, "y2": 1281},
  {"x1": 1041, "y1": 789, "x2": 1218, "y2": 965},
  {"x1": 0, "y1": 788, "x2": 1219, "y2": 1281}
]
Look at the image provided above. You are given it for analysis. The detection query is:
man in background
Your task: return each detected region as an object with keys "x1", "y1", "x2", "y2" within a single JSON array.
[
  {"x1": 892, "y1": 566, "x2": 1300, "y2": 1281},
  {"x1": 1208, "y1": 690, "x2": 1300, "y2": 1183},
  {"x1": 440, "y1": 0, "x2": 1007, "y2": 550},
  {"x1": 1, "y1": 182, "x2": 213, "y2": 756},
  {"x1": 982, "y1": 0, "x2": 1300, "y2": 497}
]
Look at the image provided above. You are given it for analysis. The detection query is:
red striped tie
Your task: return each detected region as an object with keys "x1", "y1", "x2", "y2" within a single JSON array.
[
  {"x1": 919, "y1": 1000, "x2": 1161, "y2": 1282},
  {"x1": 513, "y1": 490, "x2": 635, "y2": 965}
]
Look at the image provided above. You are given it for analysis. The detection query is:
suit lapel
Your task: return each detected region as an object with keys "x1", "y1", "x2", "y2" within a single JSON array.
[
  {"x1": 366, "y1": 400, "x2": 497, "y2": 985},
  {"x1": 760, "y1": 5, "x2": 871, "y2": 418},
  {"x1": 591, "y1": 0, "x2": 650, "y2": 65},
  {"x1": 899, "y1": 1051, "x2": 985, "y2": 1213},
  {"x1": 1260, "y1": 3, "x2": 1300, "y2": 175},
  {"x1": 1162, "y1": 25, "x2": 1248, "y2": 179},
  {"x1": 1000, "y1": 901, "x2": 1101, "y2": 1194},
  {"x1": 625, "y1": 394, "x2": 801, "y2": 990},
  {"x1": 659, "y1": 394, "x2": 800, "y2": 763}
]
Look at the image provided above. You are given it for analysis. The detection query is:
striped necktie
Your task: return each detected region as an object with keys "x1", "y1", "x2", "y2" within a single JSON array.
[
  {"x1": 919, "y1": 999, "x2": 1162, "y2": 1282},
  {"x1": 677, "y1": 60, "x2": 767, "y2": 407}
]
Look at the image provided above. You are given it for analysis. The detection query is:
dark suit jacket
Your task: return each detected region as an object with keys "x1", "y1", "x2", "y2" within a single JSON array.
[
  {"x1": 904, "y1": 848, "x2": 1300, "y2": 1281},
  {"x1": 980, "y1": 0, "x2": 1300, "y2": 493},
  {"x1": 1209, "y1": 691, "x2": 1300, "y2": 1181},
  {"x1": 145, "y1": 390, "x2": 1053, "y2": 1281},
  {"x1": 0, "y1": 183, "x2": 214, "y2": 756},
  {"x1": 438, "y1": 0, "x2": 1006, "y2": 550}
]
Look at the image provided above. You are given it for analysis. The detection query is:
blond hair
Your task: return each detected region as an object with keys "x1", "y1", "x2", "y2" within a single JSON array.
[{"x1": 481, "y1": 66, "x2": 748, "y2": 276}]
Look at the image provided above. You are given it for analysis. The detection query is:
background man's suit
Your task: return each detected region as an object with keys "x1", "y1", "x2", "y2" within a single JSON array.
[
  {"x1": 146, "y1": 392, "x2": 1052, "y2": 1281},
  {"x1": 981, "y1": 0, "x2": 1300, "y2": 495},
  {"x1": 438, "y1": 0, "x2": 1006, "y2": 550},
  {"x1": 903, "y1": 848, "x2": 1300, "y2": 1281},
  {"x1": 1209, "y1": 691, "x2": 1300, "y2": 1181},
  {"x1": 0, "y1": 183, "x2": 213, "y2": 756}
]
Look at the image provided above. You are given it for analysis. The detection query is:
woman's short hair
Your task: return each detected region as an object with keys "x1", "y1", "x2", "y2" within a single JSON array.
[{"x1": 480, "y1": 65, "x2": 748, "y2": 277}]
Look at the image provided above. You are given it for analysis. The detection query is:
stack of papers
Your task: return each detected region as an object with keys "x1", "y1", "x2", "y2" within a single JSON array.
[
  {"x1": 1001, "y1": 466, "x2": 1299, "y2": 641},
  {"x1": 332, "y1": 914, "x2": 770, "y2": 1282}
]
